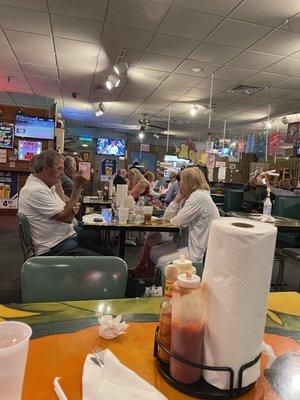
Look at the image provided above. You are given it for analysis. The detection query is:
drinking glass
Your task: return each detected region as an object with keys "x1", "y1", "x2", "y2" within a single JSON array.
[{"x1": 0, "y1": 321, "x2": 32, "y2": 400}]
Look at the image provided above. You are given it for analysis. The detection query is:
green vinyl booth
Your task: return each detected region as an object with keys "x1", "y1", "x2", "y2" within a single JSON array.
[
  {"x1": 21, "y1": 256, "x2": 128, "y2": 303},
  {"x1": 273, "y1": 196, "x2": 300, "y2": 248}
]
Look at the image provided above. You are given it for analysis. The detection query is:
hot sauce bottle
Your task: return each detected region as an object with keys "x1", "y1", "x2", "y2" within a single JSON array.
[
  {"x1": 170, "y1": 272, "x2": 204, "y2": 384},
  {"x1": 158, "y1": 264, "x2": 179, "y2": 363}
]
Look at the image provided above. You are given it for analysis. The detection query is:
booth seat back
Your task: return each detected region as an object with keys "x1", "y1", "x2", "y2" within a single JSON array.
[
  {"x1": 223, "y1": 189, "x2": 244, "y2": 212},
  {"x1": 21, "y1": 256, "x2": 128, "y2": 303},
  {"x1": 272, "y1": 196, "x2": 300, "y2": 220}
]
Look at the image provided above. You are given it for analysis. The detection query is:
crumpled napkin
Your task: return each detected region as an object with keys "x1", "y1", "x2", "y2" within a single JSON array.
[
  {"x1": 258, "y1": 214, "x2": 276, "y2": 223},
  {"x1": 98, "y1": 315, "x2": 129, "y2": 339},
  {"x1": 82, "y1": 350, "x2": 167, "y2": 400}
]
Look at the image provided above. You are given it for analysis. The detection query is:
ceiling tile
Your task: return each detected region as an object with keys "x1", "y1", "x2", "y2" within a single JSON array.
[
  {"x1": 291, "y1": 50, "x2": 300, "y2": 59},
  {"x1": 251, "y1": 30, "x2": 300, "y2": 56},
  {"x1": 57, "y1": 53, "x2": 98, "y2": 72},
  {"x1": 281, "y1": 15, "x2": 300, "y2": 34},
  {"x1": 0, "y1": 31, "x2": 15, "y2": 60},
  {"x1": 0, "y1": 58, "x2": 21, "y2": 72},
  {"x1": 265, "y1": 57, "x2": 300, "y2": 77},
  {"x1": 0, "y1": 6, "x2": 50, "y2": 35},
  {"x1": 51, "y1": 14, "x2": 102, "y2": 43},
  {"x1": 148, "y1": 34, "x2": 198, "y2": 58},
  {"x1": 231, "y1": 0, "x2": 300, "y2": 28},
  {"x1": 227, "y1": 50, "x2": 283, "y2": 70},
  {"x1": 30, "y1": 84, "x2": 61, "y2": 98},
  {"x1": 196, "y1": 78, "x2": 237, "y2": 93},
  {"x1": 284, "y1": 92, "x2": 300, "y2": 101},
  {"x1": 242, "y1": 71, "x2": 289, "y2": 86},
  {"x1": 252, "y1": 87, "x2": 295, "y2": 99},
  {"x1": 174, "y1": 0, "x2": 243, "y2": 17},
  {"x1": 126, "y1": 68, "x2": 168, "y2": 90},
  {"x1": 21, "y1": 63, "x2": 58, "y2": 78},
  {"x1": 189, "y1": 42, "x2": 242, "y2": 64},
  {"x1": 59, "y1": 68, "x2": 94, "y2": 81},
  {"x1": 156, "y1": 81, "x2": 191, "y2": 96},
  {"x1": 0, "y1": 0, "x2": 47, "y2": 11},
  {"x1": 159, "y1": 7, "x2": 222, "y2": 40},
  {"x1": 213, "y1": 66, "x2": 256, "y2": 81},
  {"x1": 102, "y1": 24, "x2": 153, "y2": 51},
  {"x1": 26, "y1": 75, "x2": 59, "y2": 88},
  {"x1": 206, "y1": 19, "x2": 271, "y2": 48},
  {"x1": 48, "y1": 0, "x2": 107, "y2": 21},
  {"x1": 5, "y1": 31, "x2": 56, "y2": 65},
  {"x1": 164, "y1": 73, "x2": 202, "y2": 87},
  {"x1": 137, "y1": 53, "x2": 182, "y2": 72},
  {"x1": 180, "y1": 87, "x2": 210, "y2": 101},
  {"x1": 107, "y1": 0, "x2": 169, "y2": 31},
  {"x1": 175, "y1": 59, "x2": 221, "y2": 77},
  {"x1": 54, "y1": 37, "x2": 100, "y2": 58},
  {"x1": 274, "y1": 77, "x2": 300, "y2": 91}
]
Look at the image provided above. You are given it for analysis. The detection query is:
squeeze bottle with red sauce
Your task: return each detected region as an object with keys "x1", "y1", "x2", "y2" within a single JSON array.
[
  {"x1": 170, "y1": 272, "x2": 204, "y2": 384},
  {"x1": 158, "y1": 264, "x2": 179, "y2": 363}
]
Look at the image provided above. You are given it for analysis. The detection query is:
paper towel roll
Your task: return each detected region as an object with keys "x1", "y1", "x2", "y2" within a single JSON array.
[
  {"x1": 116, "y1": 185, "x2": 128, "y2": 208},
  {"x1": 202, "y1": 218, "x2": 277, "y2": 390}
]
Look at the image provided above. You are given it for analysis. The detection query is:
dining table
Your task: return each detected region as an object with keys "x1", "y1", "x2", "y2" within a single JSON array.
[
  {"x1": 83, "y1": 214, "x2": 179, "y2": 259},
  {"x1": 0, "y1": 292, "x2": 299, "y2": 399},
  {"x1": 226, "y1": 212, "x2": 300, "y2": 233}
]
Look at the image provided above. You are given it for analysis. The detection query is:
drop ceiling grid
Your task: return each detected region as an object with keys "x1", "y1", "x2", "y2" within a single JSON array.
[{"x1": 0, "y1": 0, "x2": 298, "y2": 134}]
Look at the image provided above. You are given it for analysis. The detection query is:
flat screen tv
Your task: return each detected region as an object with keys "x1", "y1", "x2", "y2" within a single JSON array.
[
  {"x1": 96, "y1": 138, "x2": 125, "y2": 156},
  {"x1": 14, "y1": 114, "x2": 55, "y2": 140},
  {"x1": 0, "y1": 122, "x2": 14, "y2": 148},
  {"x1": 18, "y1": 140, "x2": 42, "y2": 161}
]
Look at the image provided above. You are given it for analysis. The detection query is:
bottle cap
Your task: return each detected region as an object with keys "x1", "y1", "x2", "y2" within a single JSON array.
[
  {"x1": 164, "y1": 264, "x2": 179, "y2": 281},
  {"x1": 177, "y1": 272, "x2": 201, "y2": 289},
  {"x1": 173, "y1": 254, "x2": 193, "y2": 271}
]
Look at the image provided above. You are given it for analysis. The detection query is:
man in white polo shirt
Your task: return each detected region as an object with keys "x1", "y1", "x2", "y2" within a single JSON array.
[
  {"x1": 19, "y1": 150, "x2": 106, "y2": 256},
  {"x1": 19, "y1": 150, "x2": 155, "y2": 297}
]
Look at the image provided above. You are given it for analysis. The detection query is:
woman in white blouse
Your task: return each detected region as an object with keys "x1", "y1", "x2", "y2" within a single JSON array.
[{"x1": 130, "y1": 167, "x2": 220, "y2": 278}]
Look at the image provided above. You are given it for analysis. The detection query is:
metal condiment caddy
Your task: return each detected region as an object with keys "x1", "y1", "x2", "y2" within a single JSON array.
[{"x1": 153, "y1": 326, "x2": 261, "y2": 399}]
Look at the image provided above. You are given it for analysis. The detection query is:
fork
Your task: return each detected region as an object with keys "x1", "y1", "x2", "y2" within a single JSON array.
[{"x1": 91, "y1": 347, "x2": 105, "y2": 368}]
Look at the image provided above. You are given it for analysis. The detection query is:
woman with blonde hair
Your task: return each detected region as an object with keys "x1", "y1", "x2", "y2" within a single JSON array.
[
  {"x1": 130, "y1": 167, "x2": 219, "y2": 278},
  {"x1": 127, "y1": 168, "x2": 152, "y2": 200}
]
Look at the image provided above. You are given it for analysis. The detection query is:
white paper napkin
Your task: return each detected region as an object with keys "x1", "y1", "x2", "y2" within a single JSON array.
[{"x1": 82, "y1": 350, "x2": 167, "y2": 400}]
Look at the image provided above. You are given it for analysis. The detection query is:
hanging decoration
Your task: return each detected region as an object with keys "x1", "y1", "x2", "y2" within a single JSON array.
[
  {"x1": 268, "y1": 131, "x2": 281, "y2": 155},
  {"x1": 287, "y1": 122, "x2": 299, "y2": 143}
]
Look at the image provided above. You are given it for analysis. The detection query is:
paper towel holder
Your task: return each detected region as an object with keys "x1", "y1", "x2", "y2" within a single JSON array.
[{"x1": 153, "y1": 327, "x2": 261, "y2": 399}]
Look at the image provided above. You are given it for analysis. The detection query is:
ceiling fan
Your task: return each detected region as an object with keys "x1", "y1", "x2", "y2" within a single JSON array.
[{"x1": 138, "y1": 113, "x2": 166, "y2": 132}]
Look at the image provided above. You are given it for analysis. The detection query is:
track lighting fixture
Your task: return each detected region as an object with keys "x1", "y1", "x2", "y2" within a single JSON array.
[
  {"x1": 105, "y1": 74, "x2": 120, "y2": 90},
  {"x1": 95, "y1": 102, "x2": 106, "y2": 117},
  {"x1": 138, "y1": 132, "x2": 144, "y2": 139},
  {"x1": 114, "y1": 61, "x2": 128, "y2": 75},
  {"x1": 190, "y1": 104, "x2": 198, "y2": 116},
  {"x1": 281, "y1": 115, "x2": 288, "y2": 125}
]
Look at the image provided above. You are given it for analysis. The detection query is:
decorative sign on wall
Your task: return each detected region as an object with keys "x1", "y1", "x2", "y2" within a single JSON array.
[
  {"x1": 101, "y1": 159, "x2": 117, "y2": 181},
  {"x1": 268, "y1": 131, "x2": 281, "y2": 155},
  {"x1": 0, "y1": 149, "x2": 7, "y2": 163},
  {"x1": 287, "y1": 122, "x2": 299, "y2": 143},
  {"x1": 0, "y1": 171, "x2": 18, "y2": 209},
  {"x1": 175, "y1": 140, "x2": 207, "y2": 165}
]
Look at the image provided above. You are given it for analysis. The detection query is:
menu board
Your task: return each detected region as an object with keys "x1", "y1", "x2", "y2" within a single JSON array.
[
  {"x1": 0, "y1": 122, "x2": 14, "y2": 148},
  {"x1": 0, "y1": 171, "x2": 18, "y2": 209}
]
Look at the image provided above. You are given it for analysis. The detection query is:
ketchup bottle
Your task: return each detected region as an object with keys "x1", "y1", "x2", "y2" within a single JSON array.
[{"x1": 170, "y1": 272, "x2": 204, "y2": 384}]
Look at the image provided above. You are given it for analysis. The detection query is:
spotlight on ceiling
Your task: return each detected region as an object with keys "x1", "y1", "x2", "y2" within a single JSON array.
[
  {"x1": 153, "y1": 133, "x2": 159, "y2": 139},
  {"x1": 190, "y1": 104, "x2": 198, "y2": 116},
  {"x1": 138, "y1": 132, "x2": 144, "y2": 139},
  {"x1": 105, "y1": 74, "x2": 120, "y2": 90},
  {"x1": 281, "y1": 115, "x2": 288, "y2": 125},
  {"x1": 114, "y1": 61, "x2": 128, "y2": 75},
  {"x1": 95, "y1": 102, "x2": 106, "y2": 117}
]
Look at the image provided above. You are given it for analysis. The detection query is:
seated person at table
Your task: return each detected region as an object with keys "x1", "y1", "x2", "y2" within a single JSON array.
[
  {"x1": 265, "y1": 176, "x2": 295, "y2": 197},
  {"x1": 19, "y1": 151, "x2": 157, "y2": 298},
  {"x1": 127, "y1": 168, "x2": 152, "y2": 200},
  {"x1": 113, "y1": 169, "x2": 127, "y2": 187},
  {"x1": 130, "y1": 168, "x2": 220, "y2": 278},
  {"x1": 240, "y1": 170, "x2": 264, "y2": 213},
  {"x1": 164, "y1": 172, "x2": 180, "y2": 205},
  {"x1": 153, "y1": 171, "x2": 166, "y2": 191}
]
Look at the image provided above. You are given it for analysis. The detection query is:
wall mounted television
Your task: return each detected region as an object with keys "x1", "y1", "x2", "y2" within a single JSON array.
[
  {"x1": 18, "y1": 140, "x2": 42, "y2": 161},
  {"x1": 14, "y1": 114, "x2": 55, "y2": 140},
  {"x1": 0, "y1": 122, "x2": 14, "y2": 148},
  {"x1": 96, "y1": 138, "x2": 125, "y2": 156}
]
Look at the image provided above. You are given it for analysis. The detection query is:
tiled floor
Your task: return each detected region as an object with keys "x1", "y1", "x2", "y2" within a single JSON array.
[{"x1": 0, "y1": 216, "x2": 299, "y2": 303}]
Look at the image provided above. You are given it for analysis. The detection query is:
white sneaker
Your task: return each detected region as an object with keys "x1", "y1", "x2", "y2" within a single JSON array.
[{"x1": 143, "y1": 285, "x2": 163, "y2": 297}]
